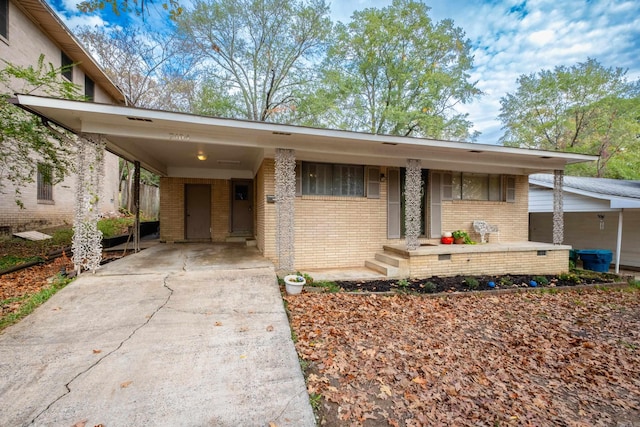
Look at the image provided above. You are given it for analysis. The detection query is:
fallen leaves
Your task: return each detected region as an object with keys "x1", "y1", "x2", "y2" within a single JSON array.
[{"x1": 286, "y1": 288, "x2": 640, "y2": 426}]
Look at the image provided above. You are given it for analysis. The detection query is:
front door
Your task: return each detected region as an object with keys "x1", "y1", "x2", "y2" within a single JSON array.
[
  {"x1": 185, "y1": 184, "x2": 211, "y2": 240},
  {"x1": 231, "y1": 180, "x2": 253, "y2": 235}
]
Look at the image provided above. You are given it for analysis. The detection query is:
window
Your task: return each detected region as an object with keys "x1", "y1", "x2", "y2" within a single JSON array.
[
  {"x1": 301, "y1": 162, "x2": 365, "y2": 197},
  {"x1": 0, "y1": 0, "x2": 7, "y2": 40},
  {"x1": 448, "y1": 172, "x2": 514, "y2": 201},
  {"x1": 84, "y1": 75, "x2": 94, "y2": 101},
  {"x1": 61, "y1": 51, "x2": 73, "y2": 81},
  {"x1": 37, "y1": 163, "x2": 53, "y2": 202}
]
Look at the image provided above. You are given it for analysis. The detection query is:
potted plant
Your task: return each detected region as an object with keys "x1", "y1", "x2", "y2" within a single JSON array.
[
  {"x1": 441, "y1": 232, "x2": 454, "y2": 245},
  {"x1": 284, "y1": 274, "x2": 306, "y2": 294},
  {"x1": 452, "y1": 230, "x2": 473, "y2": 244}
]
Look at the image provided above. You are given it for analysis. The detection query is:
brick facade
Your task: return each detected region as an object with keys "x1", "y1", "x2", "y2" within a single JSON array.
[
  {"x1": 159, "y1": 177, "x2": 231, "y2": 242},
  {"x1": 0, "y1": 0, "x2": 121, "y2": 235}
]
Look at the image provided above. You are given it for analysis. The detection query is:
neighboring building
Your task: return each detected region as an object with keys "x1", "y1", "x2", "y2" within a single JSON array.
[
  {"x1": 529, "y1": 174, "x2": 640, "y2": 271},
  {"x1": 0, "y1": 0, "x2": 126, "y2": 235},
  {"x1": 15, "y1": 95, "x2": 598, "y2": 278}
]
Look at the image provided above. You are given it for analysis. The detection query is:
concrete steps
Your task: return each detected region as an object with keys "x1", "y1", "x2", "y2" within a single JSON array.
[{"x1": 364, "y1": 251, "x2": 409, "y2": 278}]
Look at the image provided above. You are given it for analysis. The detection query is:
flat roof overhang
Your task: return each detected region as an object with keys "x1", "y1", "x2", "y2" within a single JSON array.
[{"x1": 13, "y1": 94, "x2": 598, "y2": 178}]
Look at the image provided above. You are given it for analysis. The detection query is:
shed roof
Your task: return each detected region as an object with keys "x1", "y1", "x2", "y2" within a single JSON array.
[{"x1": 529, "y1": 174, "x2": 640, "y2": 209}]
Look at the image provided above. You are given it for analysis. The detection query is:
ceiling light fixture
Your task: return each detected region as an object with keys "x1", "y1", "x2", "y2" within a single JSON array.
[{"x1": 197, "y1": 152, "x2": 207, "y2": 161}]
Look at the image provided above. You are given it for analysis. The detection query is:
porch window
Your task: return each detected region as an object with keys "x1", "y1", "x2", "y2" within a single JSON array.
[
  {"x1": 37, "y1": 163, "x2": 53, "y2": 202},
  {"x1": 301, "y1": 162, "x2": 364, "y2": 197},
  {"x1": 450, "y1": 173, "x2": 511, "y2": 201}
]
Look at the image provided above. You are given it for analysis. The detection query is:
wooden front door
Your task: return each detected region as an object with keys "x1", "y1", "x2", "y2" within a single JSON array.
[
  {"x1": 185, "y1": 184, "x2": 211, "y2": 240},
  {"x1": 231, "y1": 180, "x2": 253, "y2": 235}
]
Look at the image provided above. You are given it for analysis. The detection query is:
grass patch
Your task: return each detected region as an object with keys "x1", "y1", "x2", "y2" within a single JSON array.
[
  {"x1": 313, "y1": 281, "x2": 341, "y2": 293},
  {"x1": 0, "y1": 255, "x2": 44, "y2": 271},
  {"x1": 0, "y1": 274, "x2": 73, "y2": 332}
]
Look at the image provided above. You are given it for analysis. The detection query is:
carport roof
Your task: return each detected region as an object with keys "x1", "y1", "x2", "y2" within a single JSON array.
[{"x1": 14, "y1": 94, "x2": 597, "y2": 178}]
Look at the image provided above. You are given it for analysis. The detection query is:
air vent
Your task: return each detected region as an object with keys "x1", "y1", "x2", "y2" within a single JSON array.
[
  {"x1": 382, "y1": 142, "x2": 398, "y2": 146},
  {"x1": 272, "y1": 131, "x2": 292, "y2": 136},
  {"x1": 469, "y1": 150, "x2": 483, "y2": 153},
  {"x1": 126, "y1": 116, "x2": 152, "y2": 122}
]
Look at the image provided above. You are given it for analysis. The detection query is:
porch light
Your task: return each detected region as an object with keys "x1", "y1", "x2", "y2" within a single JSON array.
[{"x1": 197, "y1": 152, "x2": 207, "y2": 161}]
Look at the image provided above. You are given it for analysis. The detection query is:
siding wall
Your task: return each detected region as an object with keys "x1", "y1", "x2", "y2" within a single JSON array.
[
  {"x1": 529, "y1": 185, "x2": 616, "y2": 213},
  {"x1": 0, "y1": 0, "x2": 119, "y2": 234},
  {"x1": 530, "y1": 210, "x2": 640, "y2": 268}
]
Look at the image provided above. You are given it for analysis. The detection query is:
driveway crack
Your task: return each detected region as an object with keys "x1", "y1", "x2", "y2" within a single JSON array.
[{"x1": 27, "y1": 275, "x2": 175, "y2": 426}]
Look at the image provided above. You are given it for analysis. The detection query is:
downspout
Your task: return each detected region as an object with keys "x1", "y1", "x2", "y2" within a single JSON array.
[{"x1": 615, "y1": 209, "x2": 623, "y2": 274}]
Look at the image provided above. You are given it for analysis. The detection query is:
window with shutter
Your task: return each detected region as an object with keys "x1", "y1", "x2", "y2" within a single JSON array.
[
  {"x1": 61, "y1": 51, "x2": 73, "y2": 81},
  {"x1": 0, "y1": 0, "x2": 8, "y2": 40},
  {"x1": 366, "y1": 166, "x2": 380, "y2": 199},
  {"x1": 505, "y1": 176, "x2": 516, "y2": 202}
]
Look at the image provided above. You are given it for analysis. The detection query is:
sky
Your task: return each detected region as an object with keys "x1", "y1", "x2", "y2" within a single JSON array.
[{"x1": 48, "y1": 0, "x2": 640, "y2": 145}]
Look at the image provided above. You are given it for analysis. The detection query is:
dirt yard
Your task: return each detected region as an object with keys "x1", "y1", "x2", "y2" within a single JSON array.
[{"x1": 286, "y1": 287, "x2": 640, "y2": 426}]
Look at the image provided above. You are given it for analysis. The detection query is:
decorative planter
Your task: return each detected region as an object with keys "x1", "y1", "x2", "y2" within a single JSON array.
[
  {"x1": 441, "y1": 236, "x2": 454, "y2": 244},
  {"x1": 284, "y1": 275, "x2": 306, "y2": 295},
  {"x1": 453, "y1": 237, "x2": 466, "y2": 244}
]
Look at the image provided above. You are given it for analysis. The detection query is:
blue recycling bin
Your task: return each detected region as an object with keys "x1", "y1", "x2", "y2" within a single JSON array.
[{"x1": 577, "y1": 250, "x2": 613, "y2": 273}]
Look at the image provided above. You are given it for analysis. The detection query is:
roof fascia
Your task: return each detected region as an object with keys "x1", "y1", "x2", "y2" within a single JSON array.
[{"x1": 530, "y1": 179, "x2": 640, "y2": 209}]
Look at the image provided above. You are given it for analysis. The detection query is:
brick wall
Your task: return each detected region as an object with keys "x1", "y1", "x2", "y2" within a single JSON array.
[
  {"x1": 408, "y1": 249, "x2": 569, "y2": 278},
  {"x1": 159, "y1": 177, "x2": 231, "y2": 242},
  {"x1": 441, "y1": 175, "x2": 529, "y2": 243},
  {"x1": 256, "y1": 159, "x2": 277, "y2": 260}
]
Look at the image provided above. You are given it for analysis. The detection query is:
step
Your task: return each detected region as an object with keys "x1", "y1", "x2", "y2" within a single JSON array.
[
  {"x1": 375, "y1": 251, "x2": 409, "y2": 268},
  {"x1": 225, "y1": 236, "x2": 249, "y2": 243},
  {"x1": 365, "y1": 259, "x2": 399, "y2": 278}
]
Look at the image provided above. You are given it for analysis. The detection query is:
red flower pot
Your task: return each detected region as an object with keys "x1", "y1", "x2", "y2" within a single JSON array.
[{"x1": 441, "y1": 236, "x2": 454, "y2": 244}]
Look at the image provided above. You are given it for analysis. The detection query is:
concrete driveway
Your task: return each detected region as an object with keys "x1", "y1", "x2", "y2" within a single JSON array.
[{"x1": 0, "y1": 244, "x2": 315, "y2": 427}]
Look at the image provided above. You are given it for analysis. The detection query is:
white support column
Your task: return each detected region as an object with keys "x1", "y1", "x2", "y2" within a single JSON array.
[
  {"x1": 72, "y1": 133, "x2": 105, "y2": 274},
  {"x1": 552, "y1": 170, "x2": 564, "y2": 245},
  {"x1": 405, "y1": 159, "x2": 422, "y2": 251},
  {"x1": 275, "y1": 148, "x2": 296, "y2": 273},
  {"x1": 615, "y1": 209, "x2": 623, "y2": 274}
]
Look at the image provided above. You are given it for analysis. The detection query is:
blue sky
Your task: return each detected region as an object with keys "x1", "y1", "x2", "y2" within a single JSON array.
[{"x1": 48, "y1": 0, "x2": 640, "y2": 144}]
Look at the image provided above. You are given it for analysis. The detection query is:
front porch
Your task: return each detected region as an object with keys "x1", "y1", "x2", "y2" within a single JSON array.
[{"x1": 366, "y1": 241, "x2": 571, "y2": 278}]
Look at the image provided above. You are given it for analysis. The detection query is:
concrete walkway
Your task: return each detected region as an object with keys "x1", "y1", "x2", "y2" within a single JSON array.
[{"x1": 0, "y1": 244, "x2": 315, "y2": 427}]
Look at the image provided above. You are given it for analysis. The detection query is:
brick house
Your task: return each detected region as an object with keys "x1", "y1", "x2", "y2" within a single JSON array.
[
  {"x1": 13, "y1": 95, "x2": 597, "y2": 278},
  {"x1": 0, "y1": 0, "x2": 125, "y2": 235}
]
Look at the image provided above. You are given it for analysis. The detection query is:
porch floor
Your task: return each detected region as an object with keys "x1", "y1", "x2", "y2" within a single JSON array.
[{"x1": 384, "y1": 241, "x2": 572, "y2": 257}]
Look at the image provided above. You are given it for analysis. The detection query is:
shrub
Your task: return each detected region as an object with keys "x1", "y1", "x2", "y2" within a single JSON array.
[{"x1": 464, "y1": 277, "x2": 479, "y2": 290}]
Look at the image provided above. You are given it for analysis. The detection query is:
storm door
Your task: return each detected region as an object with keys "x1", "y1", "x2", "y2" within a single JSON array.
[
  {"x1": 185, "y1": 184, "x2": 211, "y2": 240},
  {"x1": 231, "y1": 180, "x2": 253, "y2": 235}
]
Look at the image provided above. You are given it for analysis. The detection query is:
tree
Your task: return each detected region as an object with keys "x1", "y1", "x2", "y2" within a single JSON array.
[
  {"x1": 77, "y1": 24, "x2": 197, "y2": 111},
  {"x1": 499, "y1": 58, "x2": 640, "y2": 178},
  {"x1": 0, "y1": 55, "x2": 82, "y2": 207},
  {"x1": 78, "y1": 0, "x2": 184, "y2": 20},
  {"x1": 177, "y1": 0, "x2": 332, "y2": 122},
  {"x1": 308, "y1": 0, "x2": 480, "y2": 140}
]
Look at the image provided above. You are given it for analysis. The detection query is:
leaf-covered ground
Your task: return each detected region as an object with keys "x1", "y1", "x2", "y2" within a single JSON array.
[{"x1": 286, "y1": 288, "x2": 640, "y2": 426}]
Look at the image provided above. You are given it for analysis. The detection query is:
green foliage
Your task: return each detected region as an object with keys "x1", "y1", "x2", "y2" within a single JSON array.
[
  {"x1": 499, "y1": 58, "x2": 640, "y2": 179},
  {"x1": 533, "y1": 276, "x2": 550, "y2": 286},
  {"x1": 0, "y1": 273, "x2": 73, "y2": 331},
  {"x1": 0, "y1": 55, "x2": 82, "y2": 205},
  {"x1": 559, "y1": 272, "x2": 581, "y2": 283},
  {"x1": 97, "y1": 217, "x2": 134, "y2": 238},
  {"x1": 309, "y1": 393, "x2": 322, "y2": 411},
  {"x1": 423, "y1": 281, "x2": 436, "y2": 293},
  {"x1": 77, "y1": 0, "x2": 184, "y2": 19},
  {"x1": 313, "y1": 281, "x2": 340, "y2": 293},
  {"x1": 397, "y1": 278, "x2": 409, "y2": 288},
  {"x1": 499, "y1": 276, "x2": 513, "y2": 286},
  {"x1": 0, "y1": 255, "x2": 43, "y2": 271},
  {"x1": 178, "y1": 0, "x2": 332, "y2": 122},
  {"x1": 464, "y1": 276, "x2": 479, "y2": 290},
  {"x1": 452, "y1": 230, "x2": 475, "y2": 244},
  {"x1": 311, "y1": 0, "x2": 480, "y2": 140}
]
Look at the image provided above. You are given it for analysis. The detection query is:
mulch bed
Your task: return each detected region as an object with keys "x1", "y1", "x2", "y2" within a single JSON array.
[{"x1": 335, "y1": 272, "x2": 621, "y2": 294}]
